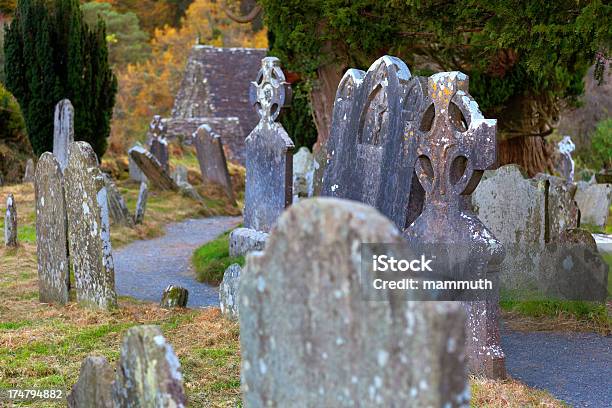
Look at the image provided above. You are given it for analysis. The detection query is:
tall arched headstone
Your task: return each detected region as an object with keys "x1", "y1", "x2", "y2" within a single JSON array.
[
  {"x1": 194, "y1": 124, "x2": 234, "y2": 201},
  {"x1": 35, "y1": 153, "x2": 70, "y2": 304},
  {"x1": 64, "y1": 142, "x2": 117, "y2": 310}
]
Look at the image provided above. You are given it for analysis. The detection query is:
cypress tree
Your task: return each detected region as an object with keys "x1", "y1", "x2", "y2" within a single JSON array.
[{"x1": 5, "y1": 0, "x2": 116, "y2": 158}]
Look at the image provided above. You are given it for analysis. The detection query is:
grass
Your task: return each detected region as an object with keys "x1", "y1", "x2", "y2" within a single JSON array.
[
  {"x1": 471, "y1": 377, "x2": 567, "y2": 407},
  {"x1": 193, "y1": 229, "x2": 244, "y2": 285}
]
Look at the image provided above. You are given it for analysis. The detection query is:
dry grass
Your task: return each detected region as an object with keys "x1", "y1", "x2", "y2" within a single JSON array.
[{"x1": 471, "y1": 377, "x2": 567, "y2": 407}]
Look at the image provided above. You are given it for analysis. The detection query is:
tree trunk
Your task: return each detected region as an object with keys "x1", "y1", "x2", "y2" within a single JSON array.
[
  {"x1": 498, "y1": 136, "x2": 553, "y2": 177},
  {"x1": 310, "y1": 58, "x2": 345, "y2": 150}
]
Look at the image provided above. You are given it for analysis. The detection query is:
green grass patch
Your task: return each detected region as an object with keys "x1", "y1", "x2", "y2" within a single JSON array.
[
  {"x1": 192, "y1": 230, "x2": 244, "y2": 285},
  {"x1": 602, "y1": 252, "x2": 612, "y2": 298},
  {"x1": 0, "y1": 320, "x2": 32, "y2": 330}
]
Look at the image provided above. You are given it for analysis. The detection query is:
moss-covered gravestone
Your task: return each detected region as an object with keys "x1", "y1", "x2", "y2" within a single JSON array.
[
  {"x1": 35, "y1": 153, "x2": 70, "y2": 304},
  {"x1": 67, "y1": 356, "x2": 114, "y2": 408},
  {"x1": 240, "y1": 198, "x2": 468, "y2": 406},
  {"x1": 64, "y1": 142, "x2": 117, "y2": 310},
  {"x1": 160, "y1": 285, "x2": 189, "y2": 308}
]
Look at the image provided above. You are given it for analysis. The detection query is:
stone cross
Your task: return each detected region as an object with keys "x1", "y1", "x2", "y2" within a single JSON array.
[
  {"x1": 134, "y1": 181, "x2": 148, "y2": 225},
  {"x1": 194, "y1": 124, "x2": 234, "y2": 201},
  {"x1": 244, "y1": 57, "x2": 294, "y2": 232},
  {"x1": 112, "y1": 326, "x2": 186, "y2": 407},
  {"x1": 240, "y1": 198, "x2": 468, "y2": 406},
  {"x1": 35, "y1": 153, "x2": 70, "y2": 305},
  {"x1": 403, "y1": 72, "x2": 505, "y2": 378},
  {"x1": 4, "y1": 193, "x2": 17, "y2": 247},
  {"x1": 64, "y1": 142, "x2": 117, "y2": 310},
  {"x1": 53, "y1": 99, "x2": 75, "y2": 173},
  {"x1": 557, "y1": 135, "x2": 575, "y2": 182}
]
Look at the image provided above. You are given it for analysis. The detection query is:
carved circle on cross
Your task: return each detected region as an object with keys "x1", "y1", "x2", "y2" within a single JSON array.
[{"x1": 249, "y1": 57, "x2": 289, "y2": 122}]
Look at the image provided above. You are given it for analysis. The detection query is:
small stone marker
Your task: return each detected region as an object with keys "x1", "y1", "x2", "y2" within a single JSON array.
[
  {"x1": 64, "y1": 142, "x2": 117, "y2": 310},
  {"x1": 67, "y1": 356, "x2": 114, "y2": 408},
  {"x1": 292, "y1": 146, "x2": 314, "y2": 202},
  {"x1": 134, "y1": 181, "x2": 148, "y2": 225},
  {"x1": 53, "y1": 99, "x2": 75, "y2": 172},
  {"x1": 229, "y1": 228, "x2": 268, "y2": 257},
  {"x1": 244, "y1": 57, "x2": 294, "y2": 232},
  {"x1": 112, "y1": 325, "x2": 186, "y2": 407},
  {"x1": 575, "y1": 182, "x2": 612, "y2": 228},
  {"x1": 103, "y1": 174, "x2": 134, "y2": 227},
  {"x1": 4, "y1": 193, "x2": 17, "y2": 247},
  {"x1": 128, "y1": 145, "x2": 178, "y2": 191},
  {"x1": 194, "y1": 124, "x2": 234, "y2": 200},
  {"x1": 557, "y1": 135, "x2": 575, "y2": 182},
  {"x1": 128, "y1": 144, "x2": 146, "y2": 182},
  {"x1": 23, "y1": 158, "x2": 35, "y2": 183},
  {"x1": 171, "y1": 165, "x2": 189, "y2": 185},
  {"x1": 160, "y1": 285, "x2": 189, "y2": 308},
  {"x1": 35, "y1": 153, "x2": 70, "y2": 304},
  {"x1": 404, "y1": 71, "x2": 505, "y2": 379},
  {"x1": 241, "y1": 198, "x2": 468, "y2": 406},
  {"x1": 219, "y1": 263, "x2": 241, "y2": 319}
]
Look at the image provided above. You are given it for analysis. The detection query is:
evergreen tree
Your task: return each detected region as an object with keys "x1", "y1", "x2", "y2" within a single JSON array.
[{"x1": 4, "y1": 0, "x2": 117, "y2": 157}]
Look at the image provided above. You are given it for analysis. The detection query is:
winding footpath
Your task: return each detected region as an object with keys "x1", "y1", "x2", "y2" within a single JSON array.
[
  {"x1": 114, "y1": 216, "x2": 241, "y2": 307},
  {"x1": 114, "y1": 217, "x2": 611, "y2": 406}
]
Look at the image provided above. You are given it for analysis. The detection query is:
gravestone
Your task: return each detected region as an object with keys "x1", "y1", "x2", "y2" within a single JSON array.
[
  {"x1": 575, "y1": 182, "x2": 612, "y2": 228},
  {"x1": 53, "y1": 99, "x2": 75, "y2": 172},
  {"x1": 557, "y1": 136, "x2": 575, "y2": 182},
  {"x1": 160, "y1": 285, "x2": 189, "y2": 308},
  {"x1": 150, "y1": 137, "x2": 169, "y2": 173},
  {"x1": 292, "y1": 146, "x2": 314, "y2": 202},
  {"x1": 128, "y1": 145, "x2": 178, "y2": 191},
  {"x1": 534, "y1": 173, "x2": 580, "y2": 239},
  {"x1": 134, "y1": 181, "x2": 148, "y2": 225},
  {"x1": 67, "y1": 356, "x2": 114, "y2": 408},
  {"x1": 194, "y1": 124, "x2": 234, "y2": 200},
  {"x1": 219, "y1": 263, "x2": 241, "y2": 319},
  {"x1": 148, "y1": 114, "x2": 166, "y2": 141},
  {"x1": 64, "y1": 142, "x2": 117, "y2": 310},
  {"x1": 171, "y1": 165, "x2": 189, "y2": 185},
  {"x1": 321, "y1": 56, "x2": 427, "y2": 229},
  {"x1": 112, "y1": 325, "x2": 186, "y2": 407},
  {"x1": 35, "y1": 153, "x2": 70, "y2": 304},
  {"x1": 241, "y1": 198, "x2": 468, "y2": 406},
  {"x1": 4, "y1": 193, "x2": 17, "y2": 247},
  {"x1": 23, "y1": 159, "x2": 35, "y2": 183},
  {"x1": 128, "y1": 144, "x2": 146, "y2": 182},
  {"x1": 243, "y1": 56, "x2": 294, "y2": 233},
  {"x1": 103, "y1": 174, "x2": 134, "y2": 227},
  {"x1": 229, "y1": 228, "x2": 268, "y2": 257}
]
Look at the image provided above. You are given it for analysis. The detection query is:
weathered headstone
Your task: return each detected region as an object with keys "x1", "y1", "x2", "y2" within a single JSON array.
[
  {"x1": 128, "y1": 144, "x2": 147, "y2": 182},
  {"x1": 53, "y1": 99, "x2": 75, "y2": 172},
  {"x1": 241, "y1": 198, "x2": 468, "y2": 406},
  {"x1": 4, "y1": 193, "x2": 17, "y2": 247},
  {"x1": 575, "y1": 182, "x2": 612, "y2": 228},
  {"x1": 219, "y1": 263, "x2": 241, "y2": 319},
  {"x1": 557, "y1": 135, "x2": 576, "y2": 182},
  {"x1": 534, "y1": 173, "x2": 580, "y2": 239},
  {"x1": 171, "y1": 165, "x2": 189, "y2": 185},
  {"x1": 160, "y1": 285, "x2": 189, "y2": 308},
  {"x1": 68, "y1": 356, "x2": 114, "y2": 408},
  {"x1": 23, "y1": 158, "x2": 35, "y2": 183},
  {"x1": 35, "y1": 153, "x2": 70, "y2": 305},
  {"x1": 64, "y1": 142, "x2": 117, "y2": 310},
  {"x1": 292, "y1": 146, "x2": 314, "y2": 202},
  {"x1": 229, "y1": 228, "x2": 268, "y2": 257},
  {"x1": 134, "y1": 181, "x2": 148, "y2": 225},
  {"x1": 102, "y1": 174, "x2": 134, "y2": 227},
  {"x1": 128, "y1": 145, "x2": 178, "y2": 191},
  {"x1": 150, "y1": 137, "x2": 170, "y2": 173},
  {"x1": 112, "y1": 325, "x2": 186, "y2": 407},
  {"x1": 243, "y1": 56, "x2": 294, "y2": 233},
  {"x1": 194, "y1": 124, "x2": 234, "y2": 200}
]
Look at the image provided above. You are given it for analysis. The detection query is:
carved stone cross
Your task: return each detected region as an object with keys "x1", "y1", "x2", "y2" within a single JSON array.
[{"x1": 249, "y1": 57, "x2": 291, "y2": 123}]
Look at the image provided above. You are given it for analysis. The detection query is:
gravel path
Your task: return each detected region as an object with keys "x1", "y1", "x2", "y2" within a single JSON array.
[
  {"x1": 114, "y1": 216, "x2": 241, "y2": 308},
  {"x1": 502, "y1": 329, "x2": 612, "y2": 407}
]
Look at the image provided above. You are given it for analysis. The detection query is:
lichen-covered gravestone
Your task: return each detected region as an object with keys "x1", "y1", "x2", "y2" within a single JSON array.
[
  {"x1": 53, "y1": 99, "x2": 75, "y2": 172},
  {"x1": 23, "y1": 159, "x2": 35, "y2": 183},
  {"x1": 128, "y1": 145, "x2": 178, "y2": 191},
  {"x1": 128, "y1": 143, "x2": 147, "y2": 182},
  {"x1": 35, "y1": 153, "x2": 70, "y2": 304},
  {"x1": 67, "y1": 356, "x2": 114, "y2": 408},
  {"x1": 292, "y1": 146, "x2": 314, "y2": 202},
  {"x1": 150, "y1": 138, "x2": 169, "y2": 173},
  {"x1": 134, "y1": 181, "x2": 148, "y2": 225},
  {"x1": 194, "y1": 124, "x2": 234, "y2": 200},
  {"x1": 4, "y1": 193, "x2": 17, "y2": 247},
  {"x1": 64, "y1": 142, "x2": 117, "y2": 310},
  {"x1": 244, "y1": 56, "x2": 294, "y2": 233},
  {"x1": 112, "y1": 325, "x2": 186, "y2": 407},
  {"x1": 160, "y1": 285, "x2": 189, "y2": 308},
  {"x1": 241, "y1": 198, "x2": 468, "y2": 406},
  {"x1": 403, "y1": 72, "x2": 506, "y2": 379},
  {"x1": 219, "y1": 263, "x2": 241, "y2": 319},
  {"x1": 575, "y1": 182, "x2": 612, "y2": 228},
  {"x1": 534, "y1": 173, "x2": 580, "y2": 238},
  {"x1": 103, "y1": 174, "x2": 134, "y2": 227}
]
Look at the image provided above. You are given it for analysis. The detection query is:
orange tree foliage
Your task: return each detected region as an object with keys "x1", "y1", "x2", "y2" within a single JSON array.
[{"x1": 109, "y1": 0, "x2": 267, "y2": 153}]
